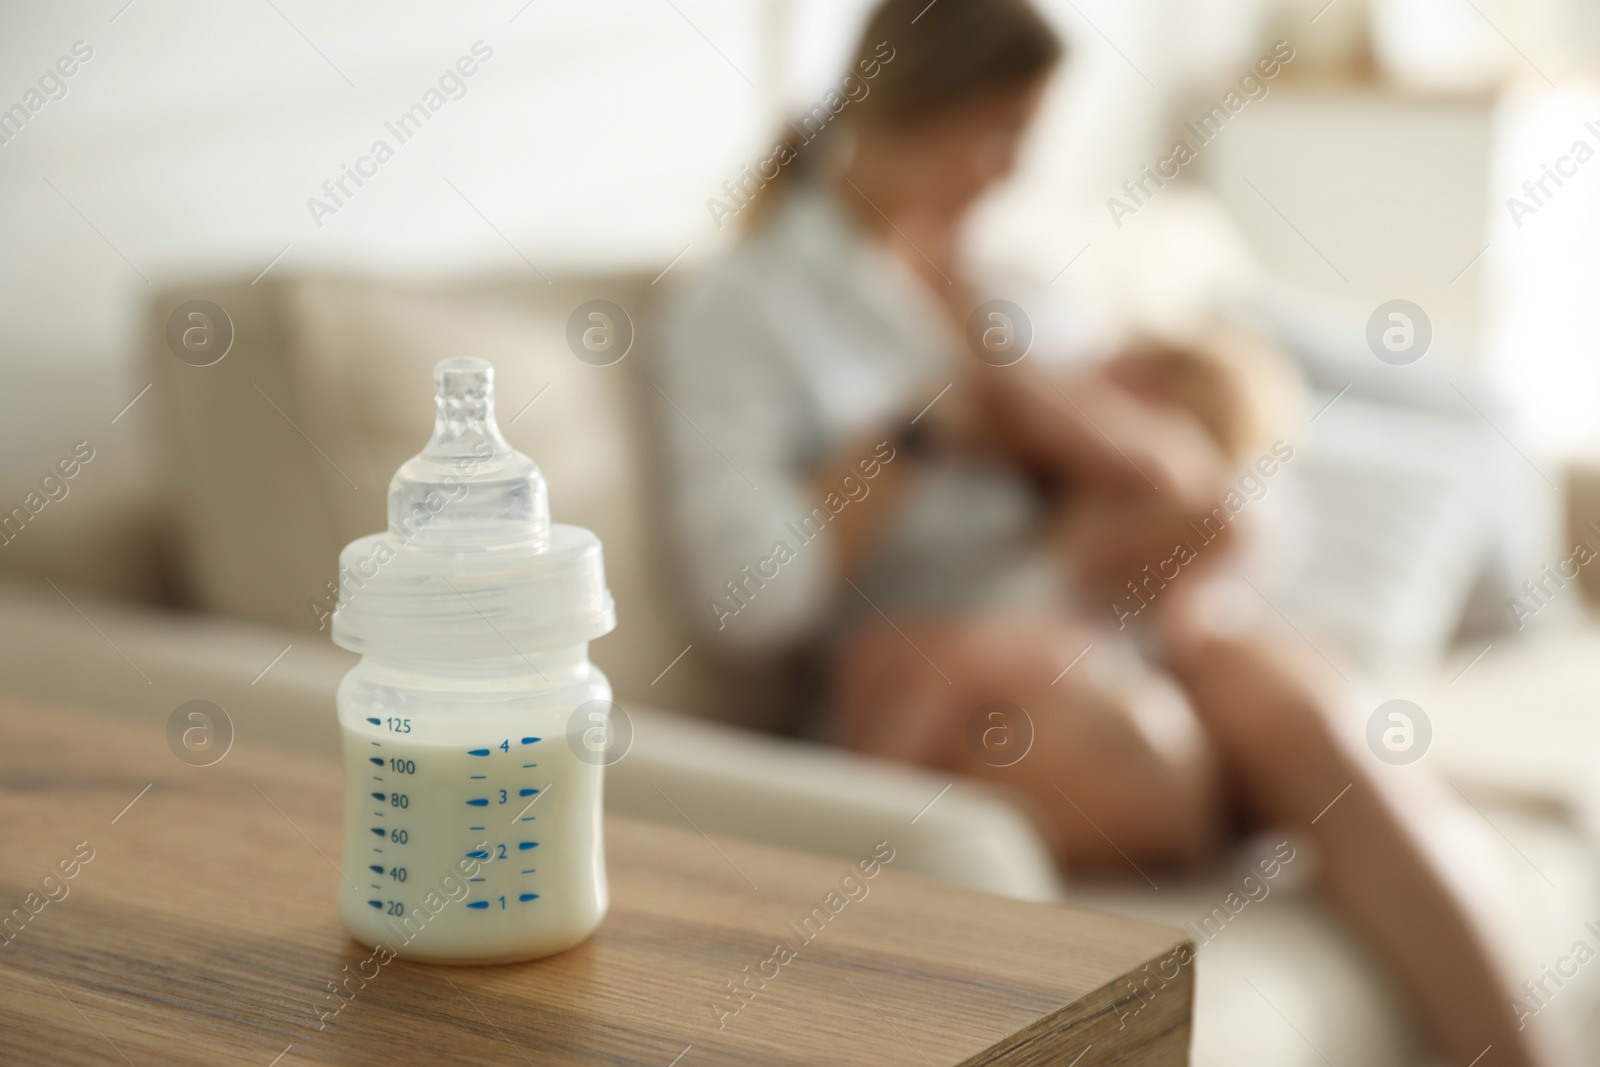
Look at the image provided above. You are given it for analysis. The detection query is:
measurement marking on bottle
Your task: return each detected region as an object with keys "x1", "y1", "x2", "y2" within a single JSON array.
[
  {"x1": 467, "y1": 798, "x2": 488, "y2": 807},
  {"x1": 518, "y1": 817, "x2": 537, "y2": 822},
  {"x1": 519, "y1": 894, "x2": 538, "y2": 902},
  {"x1": 521, "y1": 763, "x2": 537, "y2": 769},
  {"x1": 518, "y1": 788, "x2": 539, "y2": 797},
  {"x1": 466, "y1": 901, "x2": 489, "y2": 910},
  {"x1": 521, "y1": 737, "x2": 540, "y2": 745},
  {"x1": 470, "y1": 775, "x2": 486, "y2": 780},
  {"x1": 366, "y1": 717, "x2": 381, "y2": 725},
  {"x1": 521, "y1": 869, "x2": 536, "y2": 875},
  {"x1": 518, "y1": 842, "x2": 538, "y2": 850},
  {"x1": 368, "y1": 900, "x2": 383, "y2": 909},
  {"x1": 369, "y1": 757, "x2": 384, "y2": 766},
  {"x1": 468, "y1": 748, "x2": 490, "y2": 757},
  {"x1": 371, "y1": 741, "x2": 381, "y2": 746},
  {"x1": 466, "y1": 850, "x2": 490, "y2": 860},
  {"x1": 469, "y1": 878, "x2": 485, "y2": 883},
  {"x1": 369, "y1": 865, "x2": 384, "y2": 874},
  {"x1": 371, "y1": 828, "x2": 385, "y2": 837},
  {"x1": 468, "y1": 826, "x2": 485, "y2": 831}
]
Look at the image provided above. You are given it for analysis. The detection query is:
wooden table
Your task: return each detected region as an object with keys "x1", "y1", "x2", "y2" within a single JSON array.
[{"x1": 0, "y1": 698, "x2": 1192, "y2": 1066}]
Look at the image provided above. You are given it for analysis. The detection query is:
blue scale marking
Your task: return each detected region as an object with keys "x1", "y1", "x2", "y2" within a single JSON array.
[
  {"x1": 519, "y1": 894, "x2": 538, "y2": 902},
  {"x1": 370, "y1": 828, "x2": 385, "y2": 837},
  {"x1": 366, "y1": 717, "x2": 381, "y2": 725},
  {"x1": 468, "y1": 748, "x2": 490, "y2": 757},
  {"x1": 371, "y1": 792, "x2": 385, "y2": 801},
  {"x1": 466, "y1": 901, "x2": 489, "y2": 910},
  {"x1": 469, "y1": 878, "x2": 485, "y2": 883},
  {"x1": 469, "y1": 826, "x2": 485, "y2": 831},
  {"x1": 369, "y1": 757, "x2": 383, "y2": 766},
  {"x1": 521, "y1": 869, "x2": 536, "y2": 875},
  {"x1": 521, "y1": 737, "x2": 540, "y2": 745},
  {"x1": 518, "y1": 788, "x2": 538, "y2": 797},
  {"x1": 367, "y1": 900, "x2": 382, "y2": 909},
  {"x1": 466, "y1": 798, "x2": 488, "y2": 807},
  {"x1": 370, "y1": 865, "x2": 383, "y2": 874},
  {"x1": 466, "y1": 850, "x2": 490, "y2": 860},
  {"x1": 470, "y1": 775, "x2": 486, "y2": 780},
  {"x1": 518, "y1": 842, "x2": 538, "y2": 850}
]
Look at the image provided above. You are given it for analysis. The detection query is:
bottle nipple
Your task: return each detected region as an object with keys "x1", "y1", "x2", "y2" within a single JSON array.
[
  {"x1": 333, "y1": 356, "x2": 613, "y2": 660},
  {"x1": 386, "y1": 357, "x2": 550, "y2": 550}
]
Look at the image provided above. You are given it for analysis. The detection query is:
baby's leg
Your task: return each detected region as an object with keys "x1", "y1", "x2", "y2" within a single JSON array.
[{"x1": 829, "y1": 614, "x2": 1223, "y2": 872}]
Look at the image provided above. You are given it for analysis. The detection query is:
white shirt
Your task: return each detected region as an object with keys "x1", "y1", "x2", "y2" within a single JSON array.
[{"x1": 657, "y1": 183, "x2": 1077, "y2": 657}]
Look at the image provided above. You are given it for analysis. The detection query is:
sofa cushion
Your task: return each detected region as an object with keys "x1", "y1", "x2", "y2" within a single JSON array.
[
  {"x1": 0, "y1": 361, "x2": 169, "y2": 604},
  {"x1": 144, "y1": 273, "x2": 729, "y2": 718}
]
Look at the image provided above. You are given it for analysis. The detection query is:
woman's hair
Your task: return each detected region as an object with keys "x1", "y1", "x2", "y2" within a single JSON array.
[{"x1": 742, "y1": 0, "x2": 1064, "y2": 229}]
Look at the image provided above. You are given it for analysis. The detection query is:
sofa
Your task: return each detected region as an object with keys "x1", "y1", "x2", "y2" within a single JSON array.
[{"x1": 3, "y1": 268, "x2": 1598, "y2": 1065}]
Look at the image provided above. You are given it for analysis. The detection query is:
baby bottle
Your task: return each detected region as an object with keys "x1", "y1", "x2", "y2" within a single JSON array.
[{"x1": 331, "y1": 357, "x2": 616, "y2": 963}]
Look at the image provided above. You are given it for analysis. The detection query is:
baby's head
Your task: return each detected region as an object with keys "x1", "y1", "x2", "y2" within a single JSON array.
[{"x1": 1104, "y1": 323, "x2": 1299, "y2": 463}]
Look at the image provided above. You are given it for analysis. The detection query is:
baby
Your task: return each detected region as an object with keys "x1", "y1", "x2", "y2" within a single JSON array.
[
  {"x1": 830, "y1": 319, "x2": 1302, "y2": 867},
  {"x1": 1102, "y1": 322, "x2": 1297, "y2": 465}
]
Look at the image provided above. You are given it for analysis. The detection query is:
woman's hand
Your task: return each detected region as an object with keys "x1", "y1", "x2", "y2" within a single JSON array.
[
  {"x1": 963, "y1": 360, "x2": 1261, "y2": 616},
  {"x1": 970, "y1": 362, "x2": 1233, "y2": 511},
  {"x1": 1054, "y1": 489, "x2": 1259, "y2": 612}
]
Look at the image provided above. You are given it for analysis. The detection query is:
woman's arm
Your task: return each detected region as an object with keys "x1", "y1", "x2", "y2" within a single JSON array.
[
  {"x1": 804, "y1": 432, "x2": 914, "y2": 584},
  {"x1": 805, "y1": 375, "x2": 1008, "y2": 584},
  {"x1": 971, "y1": 360, "x2": 1231, "y2": 509}
]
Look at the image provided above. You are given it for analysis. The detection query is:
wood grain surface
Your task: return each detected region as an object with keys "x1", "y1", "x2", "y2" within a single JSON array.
[{"x1": 0, "y1": 698, "x2": 1192, "y2": 1066}]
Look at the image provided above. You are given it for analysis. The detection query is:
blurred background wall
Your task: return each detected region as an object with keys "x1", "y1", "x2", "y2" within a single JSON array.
[{"x1": 6, "y1": 0, "x2": 1600, "y2": 508}]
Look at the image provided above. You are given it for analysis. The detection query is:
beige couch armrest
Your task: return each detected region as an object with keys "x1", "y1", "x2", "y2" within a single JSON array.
[
  {"x1": 0, "y1": 579, "x2": 1064, "y2": 900},
  {"x1": 611, "y1": 708, "x2": 1067, "y2": 902}
]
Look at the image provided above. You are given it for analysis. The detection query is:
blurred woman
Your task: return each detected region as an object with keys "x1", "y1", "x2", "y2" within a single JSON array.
[{"x1": 657, "y1": 1, "x2": 1550, "y2": 1063}]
